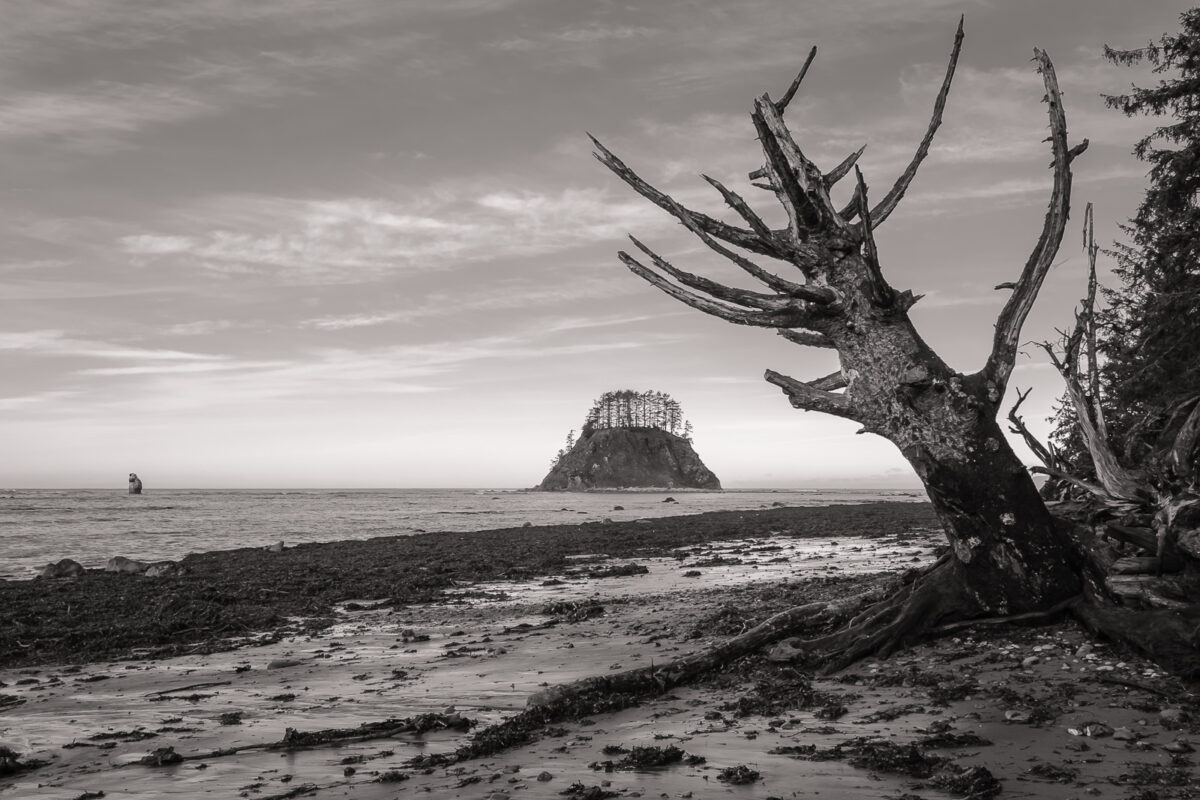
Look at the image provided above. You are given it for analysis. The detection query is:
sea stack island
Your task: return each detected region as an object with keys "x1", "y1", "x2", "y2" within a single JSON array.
[{"x1": 538, "y1": 389, "x2": 721, "y2": 490}]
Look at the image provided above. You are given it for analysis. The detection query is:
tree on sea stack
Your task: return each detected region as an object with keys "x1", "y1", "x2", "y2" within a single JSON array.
[
  {"x1": 539, "y1": 389, "x2": 720, "y2": 490},
  {"x1": 497, "y1": 19, "x2": 1200, "y2": 726}
]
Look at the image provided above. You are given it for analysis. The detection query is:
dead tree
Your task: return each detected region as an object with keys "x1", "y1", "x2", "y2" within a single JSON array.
[
  {"x1": 442, "y1": 22, "x2": 1200, "y2": 768},
  {"x1": 590, "y1": 19, "x2": 1089, "y2": 640}
]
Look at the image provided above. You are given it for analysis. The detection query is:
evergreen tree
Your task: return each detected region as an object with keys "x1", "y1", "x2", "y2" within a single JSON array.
[{"x1": 1098, "y1": 10, "x2": 1200, "y2": 454}]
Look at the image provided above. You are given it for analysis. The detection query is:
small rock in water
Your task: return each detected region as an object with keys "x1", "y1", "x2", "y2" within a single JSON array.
[
  {"x1": 38, "y1": 559, "x2": 85, "y2": 579},
  {"x1": 267, "y1": 659, "x2": 305, "y2": 670},
  {"x1": 662, "y1": 497, "x2": 676, "y2": 503},
  {"x1": 536, "y1": 771, "x2": 553, "y2": 782},
  {"x1": 613, "y1": 505, "x2": 624, "y2": 511}
]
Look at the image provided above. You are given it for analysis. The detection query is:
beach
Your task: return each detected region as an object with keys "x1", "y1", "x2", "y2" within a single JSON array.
[{"x1": 2, "y1": 503, "x2": 1198, "y2": 799}]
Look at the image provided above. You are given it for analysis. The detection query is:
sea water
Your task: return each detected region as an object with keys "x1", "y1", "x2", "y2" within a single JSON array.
[{"x1": 0, "y1": 488, "x2": 922, "y2": 579}]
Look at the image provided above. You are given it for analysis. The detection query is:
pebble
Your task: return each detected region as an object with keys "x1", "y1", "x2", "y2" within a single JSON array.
[
  {"x1": 536, "y1": 772, "x2": 553, "y2": 782},
  {"x1": 1111, "y1": 727, "x2": 1138, "y2": 741},
  {"x1": 1163, "y1": 739, "x2": 1194, "y2": 754},
  {"x1": 1160, "y1": 708, "x2": 1189, "y2": 728},
  {"x1": 1021, "y1": 656, "x2": 1040, "y2": 667},
  {"x1": 1004, "y1": 710, "x2": 1031, "y2": 724}
]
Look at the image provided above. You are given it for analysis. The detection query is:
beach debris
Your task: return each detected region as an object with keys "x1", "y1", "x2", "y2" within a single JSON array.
[
  {"x1": 929, "y1": 764, "x2": 1001, "y2": 798},
  {"x1": 590, "y1": 744, "x2": 703, "y2": 772},
  {"x1": 88, "y1": 729, "x2": 157, "y2": 742},
  {"x1": 266, "y1": 541, "x2": 285, "y2": 553},
  {"x1": 542, "y1": 600, "x2": 605, "y2": 623},
  {"x1": 146, "y1": 681, "x2": 232, "y2": 697},
  {"x1": 138, "y1": 746, "x2": 183, "y2": 766},
  {"x1": 38, "y1": 558, "x2": 85, "y2": 579},
  {"x1": 716, "y1": 764, "x2": 760, "y2": 784},
  {"x1": 105, "y1": 556, "x2": 149, "y2": 575},
  {"x1": 559, "y1": 782, "x2": 618, "y2": 799},
  {"x1": 0, "y1": 745, "x2": 49, "y2": 776},
  {"x1": 267, "y1": 658, "x2": 305, "y2": 670},
  {"x1": 1025, "y1": 762, "x2": 1080, "y2": 782},
  {"x1": 583, "y1": 563, "x2": 648, "y2": 579}
]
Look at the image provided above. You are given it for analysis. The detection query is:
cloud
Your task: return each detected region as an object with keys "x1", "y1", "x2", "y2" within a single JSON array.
[
  {"x1": 0, "y1": 390, "x2": 79, "y2": 412},
  {"x1": 119, "y1": 187, "x2": 667, "y2": 282},
  {"x1": 0, "y1": 330, "x2": 223, "y2": 361}
]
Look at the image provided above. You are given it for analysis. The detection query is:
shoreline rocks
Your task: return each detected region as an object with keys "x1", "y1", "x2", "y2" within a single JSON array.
[{"x1": 37, "y1": 559, "x2": 85, "y2": 580}]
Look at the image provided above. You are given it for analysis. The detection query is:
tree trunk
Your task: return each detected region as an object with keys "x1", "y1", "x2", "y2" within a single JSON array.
[{"x1": 904, "y1": 415, "x2": 1083, "y2": 615}]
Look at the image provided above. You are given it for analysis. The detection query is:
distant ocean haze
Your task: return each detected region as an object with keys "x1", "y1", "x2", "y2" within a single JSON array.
[{"x1": 0, "y1": 488, "x2": 922, "y2": 579}]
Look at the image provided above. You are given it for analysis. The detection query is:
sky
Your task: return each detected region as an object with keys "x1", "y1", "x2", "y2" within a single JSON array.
[{"x1": 1, "y1": 0, "x2": 1193, "y2": 489}]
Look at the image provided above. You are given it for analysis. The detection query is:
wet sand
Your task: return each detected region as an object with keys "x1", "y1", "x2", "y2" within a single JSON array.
[{"x1": 3, "y1": 504, "x2": 1198, "y2": 798}]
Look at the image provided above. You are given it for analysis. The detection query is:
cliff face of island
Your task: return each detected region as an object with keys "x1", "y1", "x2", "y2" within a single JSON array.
[{"x1": 538, "y1": 426, "x2": 721, "y2": 490}]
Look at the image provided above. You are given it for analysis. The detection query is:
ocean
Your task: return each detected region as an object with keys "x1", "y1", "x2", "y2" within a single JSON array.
[{"x1": 0, "y1": 488, "x2": 923, "y2": 580}]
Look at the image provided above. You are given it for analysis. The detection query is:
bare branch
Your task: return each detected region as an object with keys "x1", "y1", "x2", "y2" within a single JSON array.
[
  {"x1": 764, "y1": 368, "x2": 859, "y2": 420},
  {"x1": 750, "y1": 96, "x2": 847, "y2": 236},
  {"x1": 1081, "y1": 202, "x2": 1106, "y2": 440},
  {"x1": 590, "y1": 135, "x2": 778, "y2": 257},
  {"x1": 824, "y1": 145, "x2": 867, "y2": 188},
  {"x1": 868, "y1": 17, "x2": 964, "y2": 228},
  {"x1": 807, "y1": 370, "x2": 847, "y2": 391},
  {"x1": 775, "y1": 46, "x2": 818, "y2": 113},
  {"x1": 619, "y1": 251, "x2": 813, "y2": 328},
  {"x1": 663, "y1": 199, "x2": 835, "y2": 304},
  {"x1": 1055, "y1": 354, "x2": 1147, "y2": 502},
  {"x1": 701, "y1": 174, "x2": 777, "y2": 243},
  {"x1": 1029, "y1": 465, "x2": 1114, "y2": 502},
  {"x1": 854, "y1": 166, "x2": 895, "y2": 306},
  {"x1": 777, "y1": 328, "x2": 836, "y2": 349},
  {"x1": 1006, "y1": 387, "x2": 1059, "y2": 469},
  {"x1": 627, "y1": 236, "x2": 792, "y2": 311},
  {"x1": 981, "y1": 48, "x2": 1088, "y2": 399}
]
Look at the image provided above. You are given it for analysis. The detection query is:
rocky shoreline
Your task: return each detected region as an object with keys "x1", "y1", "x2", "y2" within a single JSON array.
[
  {"x1": 2, "y1": 502, "x2": 1198, "y2": 799},
  {"x1": 0, "y1": 502, "x2": 937, "y2": 669}
]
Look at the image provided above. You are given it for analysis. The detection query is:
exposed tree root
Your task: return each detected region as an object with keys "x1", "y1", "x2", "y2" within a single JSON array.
[{"x1": 440, "y1": 550, "x2": 1200, "y2": 767}]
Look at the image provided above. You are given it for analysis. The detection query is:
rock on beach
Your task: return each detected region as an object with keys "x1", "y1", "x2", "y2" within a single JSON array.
[{"x1": 37, "y1": 559, "x2": 85, "y2": 580}]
